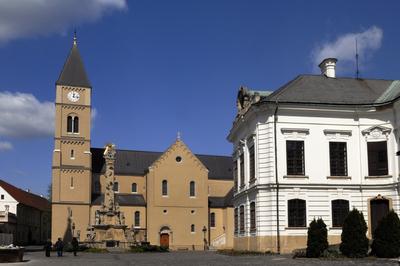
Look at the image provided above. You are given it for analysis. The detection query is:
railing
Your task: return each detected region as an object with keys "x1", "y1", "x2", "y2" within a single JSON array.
[{"x1": 211, "y1": 233, "x2": 226, "y2": 248}]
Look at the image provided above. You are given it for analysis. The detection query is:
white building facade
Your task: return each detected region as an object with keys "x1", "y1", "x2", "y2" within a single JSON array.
[{"x1": 228, "y1": 58, "x2": 400, "y2": 253}]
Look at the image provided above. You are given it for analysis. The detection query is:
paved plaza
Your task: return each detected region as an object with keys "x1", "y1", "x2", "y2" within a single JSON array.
[{"x1": 12, "y1": 251, "x2": 398, "y2": 266}]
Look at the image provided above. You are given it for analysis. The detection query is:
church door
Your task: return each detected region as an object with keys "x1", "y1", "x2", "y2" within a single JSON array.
[
  {"x1": 160, "y1": 233, "x2": 169, "y2": 248},
  {"x1": 370, "y1": 198, "x2": 389, "y2": 236}
]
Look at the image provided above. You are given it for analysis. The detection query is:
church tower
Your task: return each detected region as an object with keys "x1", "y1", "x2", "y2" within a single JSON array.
[{"x1": 51, "y1": 34, "x2": 92, "y2": 242}]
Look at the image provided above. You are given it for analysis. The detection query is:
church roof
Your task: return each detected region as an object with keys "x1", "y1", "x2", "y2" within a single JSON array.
[
  {"x1": 209, "y1": 188, "x2": 234, "y2": 208},
  {"x1": 56, "y1": 37, "x2": 91, "y2": 88},
  {"x1": 263, "y1": 75, "x2": 398, "y2": 106},
  {"x1": 91, "y1": 193, "x2": 146, "y2": 206},
  {"x1": 0, "y1": 179, "x2": 50, "y2": 211},
  {"x1": 91, "y1": 148, "x2": 233, "y2": 180}
]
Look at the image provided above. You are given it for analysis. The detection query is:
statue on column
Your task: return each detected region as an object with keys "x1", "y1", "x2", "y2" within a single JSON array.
[{"x1": 103, "y1": 143, "x2": 116, "y2": 212}]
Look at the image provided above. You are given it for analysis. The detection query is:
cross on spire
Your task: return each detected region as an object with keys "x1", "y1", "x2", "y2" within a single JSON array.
[{"x1": 73, "y1": 29, "x2": 77, "y2": 46}]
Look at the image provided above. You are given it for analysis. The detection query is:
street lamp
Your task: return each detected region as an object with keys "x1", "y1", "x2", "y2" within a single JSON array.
[{"x1": 202, "y1": 226, "x2": 207, "y2": 250}]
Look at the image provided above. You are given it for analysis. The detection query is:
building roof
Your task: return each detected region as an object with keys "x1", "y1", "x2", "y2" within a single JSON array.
[
  {"x1": 91, "y1": 193, "x2": 146, "y2": 206},
  {"x1": 209, "y1": 188, "x2": 234, "y2": 208},
  {"x1": 263, "y1": 75, "x2": 399, "y2": 106},
  {"x1": 91, "y1": 148, "x2": 233, "y2": 180},
  {"x1": 56, "y1": 38, "x2": 91, "y2": 88},
  {"x1": 0, "y1": 179, "x2": 50, "y2": 211}
]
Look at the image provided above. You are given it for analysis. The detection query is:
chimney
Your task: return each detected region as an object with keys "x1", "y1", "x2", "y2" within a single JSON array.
[{"x1": 318, "y1": 58, "x2": 338, "y2": 78}]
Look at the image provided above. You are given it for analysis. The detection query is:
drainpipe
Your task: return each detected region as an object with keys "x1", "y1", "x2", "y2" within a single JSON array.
[
  {"x1": 145, "y1": 172, "x2": 148, "y2": 242},
  {"x1": 274, "y1": 101, "x2": 281, "y2": 254}
]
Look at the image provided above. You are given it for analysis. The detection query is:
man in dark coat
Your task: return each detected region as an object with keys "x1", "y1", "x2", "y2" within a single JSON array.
[
  {"x1": 44, "y1": 239, "x2": 52, "y2": 257},
  {"x1": 71, "y1": 237, "x2": 79, "y2": 256},
  {"x1": 55, "y1": 238, "x2": 64, "y2": 257}
]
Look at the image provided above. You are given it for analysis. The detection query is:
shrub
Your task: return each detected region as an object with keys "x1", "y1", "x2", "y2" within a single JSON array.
[
  {"x1": 339, "y1": 208, "x2": 368, "y2": 258},
  {"x1": 306, "y1": 218, "x2": 328, "y2": 258},
  {"x1": 371, "y1": 210, "x2": 400, "y2": 258},
  {"x1": 129, "y1": 245, "x2": 168, "y2": 252}
]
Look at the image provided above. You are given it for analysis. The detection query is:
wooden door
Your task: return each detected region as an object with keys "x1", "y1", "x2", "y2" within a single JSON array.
[
  {"x1": 160, "y1": 233, "x2": 169, "y2": 248},
  {"x1": 370, "y1": 198, "x2": 389, "y2": 236}
]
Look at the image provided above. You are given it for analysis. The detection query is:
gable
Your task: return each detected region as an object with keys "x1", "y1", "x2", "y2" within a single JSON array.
[{"x1": 149, "y1": 139, "x2": 208, "y2": 173}]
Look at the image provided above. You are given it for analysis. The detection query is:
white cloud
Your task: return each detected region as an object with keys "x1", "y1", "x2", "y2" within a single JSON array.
[
  {"x1": 0, "y1": 92, "x2": 98, "y2": 139},
  {"x1": 0, "y1": 92, "x2": 54, "y2": 138},
  {"x1": 0, "y1": 0, "x2": 127, "y2": 43},
  {"x1": 0, "y1": 141, "x2": 13, "y2": 151},
  {"x1": 312, "y1": 26, "x2": 383, "y2": 72}
]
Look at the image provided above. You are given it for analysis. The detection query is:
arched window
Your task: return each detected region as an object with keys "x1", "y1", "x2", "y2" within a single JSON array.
[
  {"x1": 73, "y1": 116, "x2": 79, "y2": 133},
  {"x1": 113, "y1": 182, "x2": 119, "y2": 192},
  {"x1": 331, "y1": 199, "x2": 349, "y2": 227},
  {"x1": 234, "y1": 208, "x2": 238, "y2": 234},
  {"x1": 131, "y1": 183, "x2": 137, "y2": 193},
  {"x1": 250, "y1": 202, "x2": 256, "y2": 232},
  {"x1": 70, "y1": 177, "x2": 74, "y2": 188},
  {"x1": 67, "y1": 116, "x2": 73, "y2": 133},
  {"x1": 191, "y1": 224, "x2": 195, "y2": 233},
  {"x1": 210, "y1": 212, "x2": 216, "y2": 228},
  {"x1": 239, "y1": 205, "x2": 245, "y2": 233},
  {"x1": 67, "y1": 115, "x2": 79, "y2": 133},
  {"x1": 288, "y1": 199, "x2": 306, "y2": 227},
  {"x1": 189, "y1": 181, "x2": 195, "y2": 197},
  {"x1": 134, "y1": 211, "x2": 140, "y2": 227},
  {"x1": 70, "y1": 149, "x2": 75, "y2": 159},
  {"x1": 162, "y1": 180, "x2": 168, "y2": 196}
]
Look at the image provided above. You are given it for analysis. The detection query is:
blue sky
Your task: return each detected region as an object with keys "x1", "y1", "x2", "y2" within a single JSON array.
[{"x1": 0, "y1": 0, "x2": 399, "y2": 195}]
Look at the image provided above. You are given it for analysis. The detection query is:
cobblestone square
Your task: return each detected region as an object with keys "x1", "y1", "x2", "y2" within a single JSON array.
[{"x1": 13, "y1": 251, "x2": 397, "y2": 266}]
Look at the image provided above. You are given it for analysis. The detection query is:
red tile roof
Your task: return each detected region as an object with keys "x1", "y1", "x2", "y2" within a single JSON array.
[{"x1": 0, "y1": 179, "x2": 50, "y2": 211}]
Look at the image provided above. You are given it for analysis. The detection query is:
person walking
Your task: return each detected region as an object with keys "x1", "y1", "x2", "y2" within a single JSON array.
[
  {"x1": 71, "y1": 237, "x2": 79, "y2": 256},
  {"x1": 44, "y1": 239, "x2": 52, "y2": 257},
  {"x1": 55, "y1": 238, "x2": 64, "y2": 257}
]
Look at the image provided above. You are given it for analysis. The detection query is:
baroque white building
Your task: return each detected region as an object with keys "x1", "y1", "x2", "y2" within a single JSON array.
[{"x1": 228, "y1": 58, "x2": 400, "y2": 253}]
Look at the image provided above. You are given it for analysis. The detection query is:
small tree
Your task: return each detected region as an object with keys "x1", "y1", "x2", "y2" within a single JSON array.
[
  {"x1": 340, "y1": 208, "x2": 369, "y2": 258},
  {"x1": 306, "y1": 218, "x2": 328, "y2": 257},
  {"x1": 371, "y1": 210, "x2": 400, "y2": 258}
]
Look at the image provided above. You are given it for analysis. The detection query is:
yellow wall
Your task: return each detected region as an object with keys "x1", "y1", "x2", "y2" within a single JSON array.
[{"x1": 146, "y1": 140, "x2": 209, "y2": 250}]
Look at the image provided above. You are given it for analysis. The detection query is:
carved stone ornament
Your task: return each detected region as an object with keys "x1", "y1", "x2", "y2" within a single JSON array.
[{"x1": 362, "y1": 125, "x2": 391, "y2": 140}]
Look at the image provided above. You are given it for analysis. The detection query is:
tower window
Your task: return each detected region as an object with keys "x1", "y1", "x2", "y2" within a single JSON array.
[
  {"x1": 189, "y1": 181, "x2": 195, "y2": 197},
  {"x1": 67, "y1": 115, "x2": 79, "y2": 133},
  {"x1": 70, "y1": 177, "x2": 74, "y2": 188},
  {"x1": 162, "y1": 180, "x2": 168, "y2": 196},
  {"x1": 191, "y1": 224, "x2": 195, "y2": 233},
  {"x1": 70, "y1": 149, "x2": 75, "y2": 159}
]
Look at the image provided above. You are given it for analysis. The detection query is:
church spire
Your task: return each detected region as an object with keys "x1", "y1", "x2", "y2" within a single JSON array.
[{"x1": 56, "y1": 32, "x2": 91, "y2": 88}]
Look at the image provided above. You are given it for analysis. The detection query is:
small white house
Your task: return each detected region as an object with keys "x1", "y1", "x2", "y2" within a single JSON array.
[
  {"x1": 228, "y1": 58, "x2": 400, "y2": 253},
  {"x1": 0, "y1": 179, "x2": 51, "y2": 245}
]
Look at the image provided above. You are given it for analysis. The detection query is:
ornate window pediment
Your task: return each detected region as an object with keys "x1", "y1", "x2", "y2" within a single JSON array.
[
  {"x1": 323, "y1": 129, "x2": 352, "y2": 140},
  {"x1": 281, "y1": 128, "x2": 309, "y2": 139},
  {"x1": 362, "y1": 125, "x2": 391, "y2": 140}
]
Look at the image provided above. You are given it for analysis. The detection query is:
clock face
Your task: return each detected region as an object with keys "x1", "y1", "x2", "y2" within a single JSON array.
[{"x1": 67, "y1": 91, "x2": 80, "y2": 102}]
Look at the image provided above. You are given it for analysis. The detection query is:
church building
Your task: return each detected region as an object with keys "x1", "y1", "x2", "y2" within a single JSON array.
[
  {"x1": 51, "y1": 36, "x2": 234, "y2": 250},
  {"x1": 228, "y1": 58, "x2": 400, "y2": 253}
]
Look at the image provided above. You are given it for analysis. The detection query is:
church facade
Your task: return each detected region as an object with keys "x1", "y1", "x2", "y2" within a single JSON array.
[
  {"x1": 51, "y1": 37, "x2": 234, "y2": 250},
  {"x1": 228, "y1": 58, "x2": 400, "y2": 253}
]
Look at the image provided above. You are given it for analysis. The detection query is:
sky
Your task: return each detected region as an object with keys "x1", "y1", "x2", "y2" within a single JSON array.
[{"x1": 0, "y1": 0, "x2": 400, "y2": 196}]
